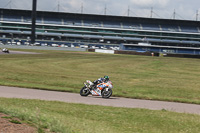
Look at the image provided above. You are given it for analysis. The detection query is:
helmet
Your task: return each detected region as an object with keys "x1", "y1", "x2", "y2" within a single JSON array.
[{"x1": 104, "y1": 75, "x2": 109, "y2": 81}]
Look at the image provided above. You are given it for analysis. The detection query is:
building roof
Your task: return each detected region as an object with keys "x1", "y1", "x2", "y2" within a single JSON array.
[{"x1": 1, "y1": 8, "x2": 200, "y2": 27}]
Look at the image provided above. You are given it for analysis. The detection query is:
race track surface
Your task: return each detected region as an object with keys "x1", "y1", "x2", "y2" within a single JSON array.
[
  {"x1": 0, "y1": 50, "x2": 39, "y2": 55},
  {"x1": 0, "y1": 86, "x2": 200, "y2": 115}
]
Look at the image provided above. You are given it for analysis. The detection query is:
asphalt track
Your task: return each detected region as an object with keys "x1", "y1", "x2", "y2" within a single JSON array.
[
  {"x1": 0, "y1": 86, "x2": 200, "y2": 115},
  {"x1": 0, "y1": 50, "x2": 39, "y2": 55}
]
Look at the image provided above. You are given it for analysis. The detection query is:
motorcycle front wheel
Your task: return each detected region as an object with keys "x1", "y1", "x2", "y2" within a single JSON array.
[
  {"x1": 80, "y1": 87, "x2": 90, "y2": 96},
  {"x1": 102, "y1": 88, "x2": 112, "y2": 98}
]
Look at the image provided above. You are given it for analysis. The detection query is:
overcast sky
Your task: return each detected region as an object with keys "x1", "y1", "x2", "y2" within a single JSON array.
[{"x1": 0, "y1": 0, "x2": 200, "y2": 20}]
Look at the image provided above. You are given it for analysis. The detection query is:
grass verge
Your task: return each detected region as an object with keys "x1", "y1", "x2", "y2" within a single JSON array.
[
  {"x1": 0, "y1": 97, "x2": 200, "y2": 133},
  {"x1": 0, "y1": 49, "x2": 199, "y2": 104}
]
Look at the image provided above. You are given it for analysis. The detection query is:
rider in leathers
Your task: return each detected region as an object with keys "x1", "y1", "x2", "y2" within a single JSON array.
[{"x1": 92, "y1": 75, "x2": 109, "y2": 90}]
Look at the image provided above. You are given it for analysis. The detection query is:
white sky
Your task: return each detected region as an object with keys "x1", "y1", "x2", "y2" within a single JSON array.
[{"x1": 0, "y1": 0, "x2": 200, "y2": 20}]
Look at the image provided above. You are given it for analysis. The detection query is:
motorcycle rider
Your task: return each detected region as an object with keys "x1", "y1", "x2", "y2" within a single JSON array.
[
  {"x1": 2, "y1": 48, "x2": 9, "y2": 53},
  {"x1": 92, "y1": 75, "x2": 110, "y2": 89},
  {"x1": 80, "y1": 75, "x2": 113, "y2": 98},
  {"x1": 103, "y1": 75, "x2": 110, "y2": 83}
]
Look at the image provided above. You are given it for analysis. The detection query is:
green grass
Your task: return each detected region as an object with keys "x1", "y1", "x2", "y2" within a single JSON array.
[
  {"x1": 9, "y1": 119, "x2": 22, "y2": 124},
  {"x1": 0, "y1": 49, "x2": 200, "y2": 104},
  {"x1": 1, "y1": 49, "x2": 200, "y2": 132},
  {"x1": 0, "y1": 97, "x2": 200, "y2": 133},
  {"x1": 1, "y1": 116, "x2": 13, "y2": 119}
]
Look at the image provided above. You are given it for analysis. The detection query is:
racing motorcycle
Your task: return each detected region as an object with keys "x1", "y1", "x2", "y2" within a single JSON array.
[
  {"x1": 80, "y1": 80, "x2": 113, "y2": 98},
  {"x1": 2, "y1": 48, "x2": 9, "y2": 53}
]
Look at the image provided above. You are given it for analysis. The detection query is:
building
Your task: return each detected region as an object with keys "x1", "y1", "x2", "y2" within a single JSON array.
[{"x1": 0, "y1": 8, "x2": 200, "y2": 54}]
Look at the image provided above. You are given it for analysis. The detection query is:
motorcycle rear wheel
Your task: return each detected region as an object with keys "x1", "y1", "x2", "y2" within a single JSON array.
[
  {"x1": 102, "y1": 88, "x2": 112, "y2": 98},
  {"x1": 80, "y1": 87, "x2": 90, "y2": 96}
]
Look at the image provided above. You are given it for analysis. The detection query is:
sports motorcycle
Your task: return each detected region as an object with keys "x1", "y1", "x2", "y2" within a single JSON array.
[
  {"x1": 80, "y1": 80, "x2": 113, "y2": 98},
  {"x1": 2, "y1": 48, "x2": 9, "y2": 53}
]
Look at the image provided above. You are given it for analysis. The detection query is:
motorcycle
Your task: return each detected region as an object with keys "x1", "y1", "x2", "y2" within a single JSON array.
[
  {"x1": 2, "y1": 48, "x2": 9, "y2": 53},
  {"x1": 80, "y1": 80, "x2": 113, "y2": 98}
]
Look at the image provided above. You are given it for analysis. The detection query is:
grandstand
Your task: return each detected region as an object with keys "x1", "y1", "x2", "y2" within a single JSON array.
[{"x1": 1, "y1": 8, "x2": 200, "y2": 54}]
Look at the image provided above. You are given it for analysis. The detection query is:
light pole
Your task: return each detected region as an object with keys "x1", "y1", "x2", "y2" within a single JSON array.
[
  {"x1": 9, "y1": 33, "x2": 13, "y2": 45},
  {"x1": 31, "y1": 0, "x2": 37, "y2": 44}
]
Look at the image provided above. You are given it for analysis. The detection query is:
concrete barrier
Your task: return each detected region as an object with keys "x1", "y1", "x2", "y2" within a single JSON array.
[{"x1": 95, "y1": 49, "x2": 114, "y2": 54}]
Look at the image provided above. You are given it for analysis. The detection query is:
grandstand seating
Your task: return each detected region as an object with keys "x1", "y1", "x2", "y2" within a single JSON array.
[
  {"x1": 161, "y1": 24, "x2": 180, "y2": 32},
  {"x1": 141, "y1": 23, "x2": 160, "y2": 31},
  {"x1": 180, "y1": 26, "x2": 198, "y2": 33},
  {"x1": 2, "y1": 15, "x2": 21, "y2": 22},
  {"x1": 2, "y1": 14, "x2": 199, "y2": 34},
  {"x1": 64, "y1": 18, "x2": 82, "y2": 26},
  {"x1": 1, "y1": 8, "x2": 200, "y2": 55},
  {"x1": 103, "y1": 21, "x2": 121, "y2": 29},
  {"x1": 22, "y1": 16, "x2": 31, "y2": 22},
  {"x1": 43, "y1": 18, "x2": 62, "y2": 25},
  {"x1": 123, "y1": 37, "x2": 141, "y2": 41},
  {"x1": 121, "y1": 22, "x2": 141, "y2": 30},
  {"x1": 36, "y1": 17, "x2": 43, "y2": 24},
  {"x1": 83, "y1": 20, "x2": 102, "y2": 27}
]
